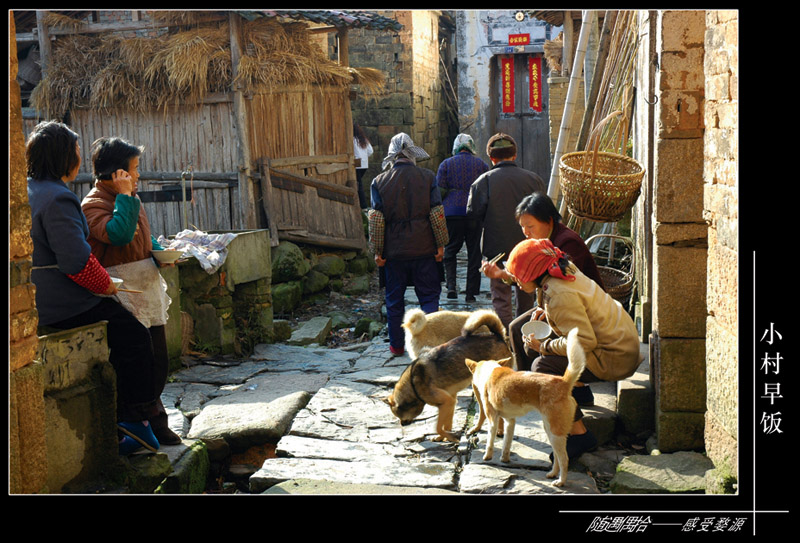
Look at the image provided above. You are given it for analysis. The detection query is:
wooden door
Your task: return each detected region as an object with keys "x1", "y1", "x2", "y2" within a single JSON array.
[{"x1": 493, "y1": 53, "x2": 551, "y2": 182}]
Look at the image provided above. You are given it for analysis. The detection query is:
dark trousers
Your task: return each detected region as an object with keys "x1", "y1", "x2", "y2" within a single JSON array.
[
  {"x1": 48, "y1": 298, "x2": 160, "y2": 423},
  {"x1": 384, "y1": 257, "x2": 441, "y2": 350},
  {"x1": 148, "y1": 324, "x2": 172, "y2": 431},
  {"x1": 356, "y1": 168, "x2": 369, "y2": 209},
  {"x1": 443, "y1": 216, "x2": 482, "y2": 296}
]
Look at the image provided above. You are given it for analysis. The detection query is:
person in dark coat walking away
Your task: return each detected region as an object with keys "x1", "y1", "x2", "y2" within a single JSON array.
[
  {"x1": 367, "y1": 133, "x2": 449, "y2": 356},
  {"x1": 467, "y1": 133, "x2": 546, "y2": 328},
  {"x1": 436, "y1": 134, "x2": 489, "y2": 302}
]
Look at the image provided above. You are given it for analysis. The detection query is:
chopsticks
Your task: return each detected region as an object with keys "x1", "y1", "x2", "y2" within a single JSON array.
[
  {"x1": 486, "y1": 252, "x2": 505, "y2": 266},
  {"x1": 118, "y1": 288, "x2": 142, "y2": 293}
]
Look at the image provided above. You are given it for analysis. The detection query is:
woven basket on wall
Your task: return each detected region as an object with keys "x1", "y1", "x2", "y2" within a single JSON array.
[{"x1": 559, "y1": 109, "x2": 645, "y2": 223}]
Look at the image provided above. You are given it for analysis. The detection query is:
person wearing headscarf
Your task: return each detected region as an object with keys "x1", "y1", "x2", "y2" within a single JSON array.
[
  {"x1": 467, "y1": 133, "x2": 546, "y2": 327},
  {"x1": 504, "y1": 237, "x2": 641, "y2": 460},
  {"x1": 367, "y1": 133, "x2": 449, "y2": 356},
  {"x1": 482, "y1": 192, "x2": 606, "y2": 374},
  {"x1": 435, "y1": 134, "x2": 489, "y2": 301}
]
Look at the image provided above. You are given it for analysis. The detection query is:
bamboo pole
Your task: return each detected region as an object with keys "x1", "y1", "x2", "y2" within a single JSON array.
[
  {"x1": 547, "y1": 10, "x2": 595, "y2": 204},
  {"x1": 576, "y1": 11, "x2": 618, "y2": 152}
]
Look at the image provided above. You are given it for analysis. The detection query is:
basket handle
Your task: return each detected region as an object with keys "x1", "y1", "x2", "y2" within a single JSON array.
[
  {"x1": 585, "y1": 233, "x2": 635, "y2": 276},
  {"x1": 581, "y1": 110, "x2": 623, "y2": 182}
]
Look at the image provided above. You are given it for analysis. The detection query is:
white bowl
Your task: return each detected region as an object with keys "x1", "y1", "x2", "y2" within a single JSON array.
[
  {"x1": 152, "y1": 249, "x2": 184, "y2": 264},
  {"x1": 521, "y1": 320, "x2": 552, "y2": 340},
  {"x1": 110, "y1": 277, "x2": 124, "y2": 287}
]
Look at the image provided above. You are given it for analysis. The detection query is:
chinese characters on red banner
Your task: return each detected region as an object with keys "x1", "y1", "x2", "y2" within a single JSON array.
[
  {"x1": 759, "y1": 322, "x2": 783, "y2": 435},
  {"x1": 529, "y1": 56, "x2": 542, "y2": 112},
  {"x1": 508, "y1": 33, "x2": 530, "y2": 45},
  {"x1": 501, "y1": 57, "x2": 514, "y2": 113}
]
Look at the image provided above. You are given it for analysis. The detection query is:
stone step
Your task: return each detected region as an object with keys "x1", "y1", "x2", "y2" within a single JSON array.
[{"x1": 580, "y1": 343, "x2": 653, "y2": 446}]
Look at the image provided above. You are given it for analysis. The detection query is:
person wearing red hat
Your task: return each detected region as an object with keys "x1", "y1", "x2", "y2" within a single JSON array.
[{"x1": 503, "y1": 237, "x2": 641, "y2": 460}]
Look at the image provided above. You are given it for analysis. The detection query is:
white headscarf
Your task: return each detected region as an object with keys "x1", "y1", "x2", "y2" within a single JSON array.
[
  {"x1": 452, "y1": 133, "x2": 477, "y2": 155},
  {"x1": 381, "y1": 132, "x2": 430, "y2": 170}
]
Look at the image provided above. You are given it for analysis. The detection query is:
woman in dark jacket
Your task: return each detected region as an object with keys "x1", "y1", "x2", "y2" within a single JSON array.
[{"x1": 26, "y1": 121, "x2": 161, "y2": 455}]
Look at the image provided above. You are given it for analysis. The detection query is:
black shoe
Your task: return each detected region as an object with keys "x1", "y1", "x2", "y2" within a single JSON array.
[
  {"x1": 550, "y1": 430, "x2": 598, "y2": 461},
  {"x1": 572, "y1": 385, "x2": 594, "y2": 406},
  {"x1": 465, "y1": 294, "x2": 476, "y2": 302},
  {"x1": 447, "y1": 290, "x2": 457, "y2": 299}
]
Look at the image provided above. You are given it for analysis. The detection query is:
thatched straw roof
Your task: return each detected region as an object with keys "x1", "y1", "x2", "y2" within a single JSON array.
[{"x1": 30, "y1": 15, "x2": 387, "y2": 117}]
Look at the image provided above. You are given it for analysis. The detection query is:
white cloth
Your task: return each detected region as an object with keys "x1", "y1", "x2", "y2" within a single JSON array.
[
  {"x1": 354, "y1": 138, "x2": 373, "y2": 170},
  {"x1": 157, "y1": 229, "x2": 238, "y2": 274},
  {"x1": 107, "y1": 257, "x2": 171, "y2": 328}
]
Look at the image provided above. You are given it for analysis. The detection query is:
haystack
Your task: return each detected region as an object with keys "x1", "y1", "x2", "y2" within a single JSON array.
[{"x1": 31, "y1": 17, "x2": 386, "y2": 118}]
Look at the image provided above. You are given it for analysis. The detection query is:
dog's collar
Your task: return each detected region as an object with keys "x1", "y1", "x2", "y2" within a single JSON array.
[{"x1": 407, "y1": 360, "x2": 424, "y2": 403}]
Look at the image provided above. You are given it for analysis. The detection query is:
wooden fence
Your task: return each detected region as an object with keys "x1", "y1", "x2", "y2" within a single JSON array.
[{"x1": 21, "y1": 85, "x2": 366, "y2": 250}]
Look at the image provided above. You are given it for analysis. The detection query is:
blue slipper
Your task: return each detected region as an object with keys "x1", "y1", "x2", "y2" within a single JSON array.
[
  {"x1": 118, "y1": 421, "x2": 160, "y2": 452},
  {"x1": 119, "y1": 435, "x2": 143, "y2": 456}
]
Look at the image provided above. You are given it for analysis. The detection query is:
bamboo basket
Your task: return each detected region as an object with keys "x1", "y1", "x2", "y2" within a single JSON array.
[
  {"x1": 586, "y1": 233, "x2": 635, "y2": 304},
  {"x1": 559, "y1": 110, "x2": 645, "y2": 223}
]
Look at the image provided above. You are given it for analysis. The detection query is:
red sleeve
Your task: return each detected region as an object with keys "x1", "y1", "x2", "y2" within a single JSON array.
[{"x1": 66, "y1": 253, "x2": 111, "y2": 294}]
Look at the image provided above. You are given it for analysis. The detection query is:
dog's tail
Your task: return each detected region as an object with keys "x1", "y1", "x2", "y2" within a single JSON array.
[
  {"x1": 462, "y1": 309, "x2": 506, "y2": 340},
  {"x1": 562, "y1": 327, "x2": 587, "y2": 389},
  {"x1": 401, "y1": 308, "x2": 427, "y2": 336}
]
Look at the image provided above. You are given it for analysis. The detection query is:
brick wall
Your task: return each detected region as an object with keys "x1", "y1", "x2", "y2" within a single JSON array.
[
  {"x1": 348, "y1": 10, "x2": 452, "y2": 202},
  {"x1": 702, "y1": 10, "x2": 738, "y2": 492},
  {"x1": 9, "y1": 12, "x2": 48, "y2": 493}
]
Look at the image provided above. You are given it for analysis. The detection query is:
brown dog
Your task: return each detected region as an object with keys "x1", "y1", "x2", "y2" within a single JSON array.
[
  {"x1": 465, "y1": 327, "x2": 586, "y2": 486},
  {"x1": 385, "y1": 310, "x2": 511, "y2": 442}
]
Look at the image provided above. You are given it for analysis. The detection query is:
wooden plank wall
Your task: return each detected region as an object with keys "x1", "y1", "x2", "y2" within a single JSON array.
[
  {"x1": 22, "y1": 100, "x2": 241, "y2": 239},
  {"x1": 22, "y1": 85, "x2": 365, "y2": 250},
  {"x1": 249, "y1": 86, "x2": 365, "y2": 250}
]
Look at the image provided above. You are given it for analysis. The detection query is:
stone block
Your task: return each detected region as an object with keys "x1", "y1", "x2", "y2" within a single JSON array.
[
  {"x1": 610, "y1": 450, "x2": 713, "y2": 494},
  {"x1": 288, "y1": 317, "x2": 333, "y2": 346},
  {"x1": 36, "y1": 323, "x2": 124, "y2": 493},
  {"x1": 217, "y1": 229, "x2": 271, "y2": 289},
  {"x1": 617, "y1": 355, "x2": 654, "y2": 436},
  {"x1": 9, "y1": 362, "x2": 48, "y2": 494},
  {"x1": 651, "y1": 336, "x2": 706, "y2": 412},
  {"x1": 654, "y1": 411, "x2": 705, "y2": 452},
  {"x1": 660, "y1": 10, "x2": 706, "y2": 52},
  {"x1": 653, "y1": 244, "x2": 707, "y2": 338},
  {"x1": 653, "y1": 137, "x2": 705, "y2": 222}
]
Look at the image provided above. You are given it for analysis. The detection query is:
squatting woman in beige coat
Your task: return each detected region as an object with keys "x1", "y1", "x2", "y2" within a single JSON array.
[{"x1": 505, "y1": 238, "x2": 641, "y2": 460}]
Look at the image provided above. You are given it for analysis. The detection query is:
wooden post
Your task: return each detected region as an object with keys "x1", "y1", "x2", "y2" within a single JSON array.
[
  {"x1": 338, "y1": 27, "x2": 349, "y2": 66},
  {"x1": 229, "y1": 12, "x2": 258, "y2": 230},
  {"x1": 547, "y1": 10, "x2": 593, "y2": 204},
  {"x1": 35, "y1": 10, "x2": 51, "y2": 80}
]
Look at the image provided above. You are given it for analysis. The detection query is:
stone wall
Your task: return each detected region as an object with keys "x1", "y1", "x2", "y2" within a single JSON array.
[
  {"x1": 348, "y1": 10, "x2": 454, "y2": 204},
  {"x1": 9, "y1": 12, "x2": 48, "y2": 494},
  {"x1": 702, "y1": 10, "x2": 738, "y2": 493},
  {"x1": 648, "y1": 10, "x2": 709, "y2": 452}
]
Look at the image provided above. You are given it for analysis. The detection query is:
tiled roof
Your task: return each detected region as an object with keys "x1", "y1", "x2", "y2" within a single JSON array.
[{"x1": 237, "y1": 10, "x2": 403, "y2": 31}]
